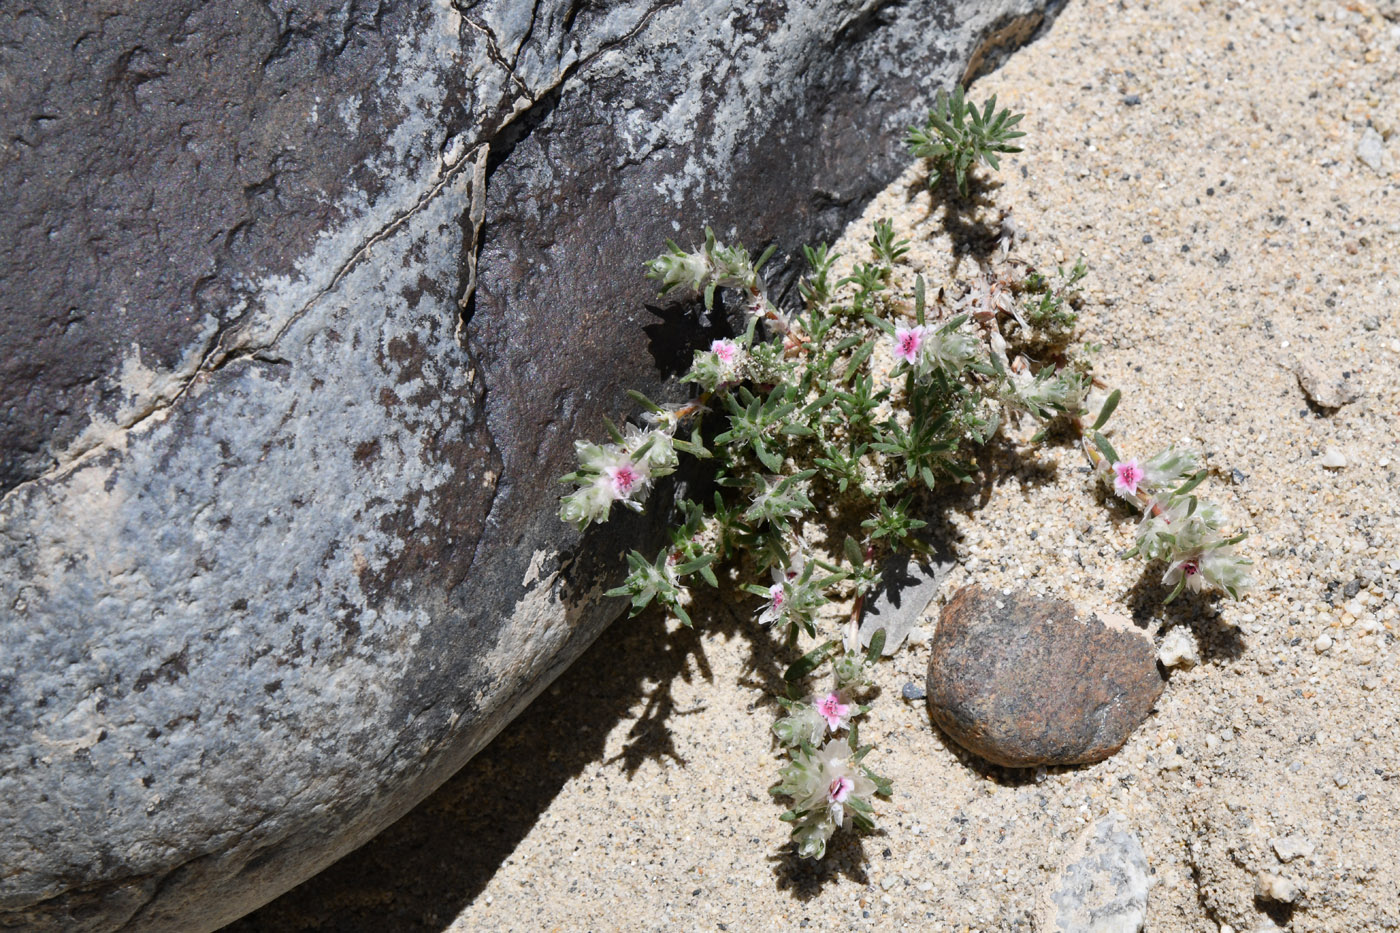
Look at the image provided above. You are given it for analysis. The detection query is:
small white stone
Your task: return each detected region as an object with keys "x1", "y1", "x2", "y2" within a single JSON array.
[
  {"x1": 1320, "y1": 447, "x2": 1347, "y2": 469},
  {"x1": 1313, "y1": 633, "x2": 1333, "y2": 653},
  {"x1": 1255, "y1": 872, "x2": 1301, "y2": 904},
  {"x1": 1271, "y1": 835, "x2": 1316, "y2": 862},
  {"x1": 1357, "y1": 126, "x2": 1387, "y2": 172},
  {"x1": 905, "y1": 626, "x2": 929, "y2": 646},
  {"x1": 1158, "y1": 627, "x2": 1200, "y2": 669}
]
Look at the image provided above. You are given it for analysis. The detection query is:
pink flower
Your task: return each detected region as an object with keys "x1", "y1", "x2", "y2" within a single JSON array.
[
  {"x1": 1163, "y1": 555, "x2": 1207, "y2": 595},
  {"x1": 893, "y1": 326, "x2": 926, "y2": 364},
  {"x1": 816, "y1": 692, "x2": 853, "y2": 732},
  {"x1": 606, "y1": 461, "x2": 644, "y2": 498},
  {"x1": 1112, "y1": 459, "x2": 1145, "y2": 497},
  {"x1": 710, "y1": 339, "x2": 739, "y2": 365},
  {"x1": 757, "y1": 581, "x2": 786, "y2": 625},
  {"x1": 828, "y1": 775, "x2": 854, "y2": 804}
]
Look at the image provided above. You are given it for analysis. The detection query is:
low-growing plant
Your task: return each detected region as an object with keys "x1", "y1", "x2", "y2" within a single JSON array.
[
  {"x1": 906, "y1": 85, "x2": 1026, "y2": 196},
  {"x1": 558, "y1": 89, "x2": 1253, "y2": 861}
]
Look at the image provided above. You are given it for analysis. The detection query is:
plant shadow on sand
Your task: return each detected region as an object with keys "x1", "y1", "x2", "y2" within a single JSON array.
[{"x1": 226, "y1": 345, "x2": 1232, "y2": 929}]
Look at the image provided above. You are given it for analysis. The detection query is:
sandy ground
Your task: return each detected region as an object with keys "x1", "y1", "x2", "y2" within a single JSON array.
[{"x1": 230, "y1": 0, "x2": 1400, "y2": 930}]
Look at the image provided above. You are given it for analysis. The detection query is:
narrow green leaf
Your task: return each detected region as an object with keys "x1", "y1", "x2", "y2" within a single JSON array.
[
  {"x1": 865, "y1": 628, "x2": 886, "y2": 663},
  {"x1": 1091, "y1": 389, "x2": 1122, "y2": 431},
  {"x1": 672, "y1": 437, "x2": 712, "y2": 458},
  {"x1": 863, "y1": 312, "x2": 896, "y2": 336},
  {"x1": 626, "y1": 389, "x2": 663, "y2": 413},
  {"x1": 675, "y1": 554, "x2": 714, "y2": 574},
  {"x1": 754, "y1": 441, "x2": 783, "y2": 472},
  {"x1": 784, "y1": 640, "x2": 836, "y2": 682},
  {"x1": 1092, "y1": 431, "x2": 1119, "y2": 465},
  {"x1": 843, "y1": 340, "x2": 875, "y2": 384},
  {"x1": 754, "y1": 243, "x2": 778, "y2": 271},
  {"x1": 914, "y1": 274, "x2": 926, "y2": 325},
  {"x1": 1172, "y1": 469, "x2": 1209, "y2": 498}
]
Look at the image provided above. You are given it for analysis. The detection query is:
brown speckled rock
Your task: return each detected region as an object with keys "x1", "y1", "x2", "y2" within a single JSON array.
[{"x1": 926, "y1": 586, "x2": 1165, "y2": 768}]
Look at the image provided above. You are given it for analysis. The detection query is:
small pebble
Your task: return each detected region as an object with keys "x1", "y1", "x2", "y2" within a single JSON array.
[
  {"x1": 1313, "y1": 633, "x2": 1333, "y2": 653},
  {"x1": 1357, "y1": 126, "x2": 1387, "y2": 172},
  {"x1": 1294, "y1": 360, "x2": 1364, "y2": 409},
  {"x1": 901, "y1": 682, "x2": 927, "y2": 701},
  {"x1": 1271, "y1": 835, "x2": 1315, "y2": 863},
  {"x1": 1319, "y1": 448, "x2": 1346, "y2": 469},
  {"x1": 1158, "y1": 628, "x2": 1200, "y2": 670},
  {"x1": 1255, "y1": 872, "x2": 1301, "y2": 904}
]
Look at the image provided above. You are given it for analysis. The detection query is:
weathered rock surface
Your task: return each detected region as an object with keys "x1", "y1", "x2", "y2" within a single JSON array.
[
  {"x1": 0, "y1": 1, "x2": 1058, "y2": 930},
  {"x1": 1038, "y1": 813, "x2": 1151, "y2": 933},
  {"x1": 926, "y1": 586, "x2": 1164, "y2": 767}
]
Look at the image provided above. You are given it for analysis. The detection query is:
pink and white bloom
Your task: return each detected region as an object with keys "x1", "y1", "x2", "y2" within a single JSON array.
[
  {"x1": 801, "y1": 739, "x2": 876, "y2": 828},
  {"x1": 893, "y1": 325, "x2": 927, "y2": 364},
  {"x1": 816, "y1": 692, "x2": 853, "y2": 732},
  {"x1": 1112, "y1": 459, "x2": 1145, "y2": 498},
  {"x1": 710, "y1": 338, "x2": 740, "y2": 366},
  {"x1": 1163, "y1": 554, "x2": 1207, "y2": 594},
  {"x1": 606, "y1": 460, "x2": 646, "y2": 498},
  {"x1": 758, "y1": 581, "x2": 786, "y2": 625}
]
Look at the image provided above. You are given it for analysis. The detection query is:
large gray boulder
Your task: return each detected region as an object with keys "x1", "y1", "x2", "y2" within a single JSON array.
[{"x1": 0, "y1": 0, "x2": 1057, "y2": 929}]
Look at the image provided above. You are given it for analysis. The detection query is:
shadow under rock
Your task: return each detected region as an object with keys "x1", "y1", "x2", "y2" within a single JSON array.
[{"x1": 223, "y1": 604, "x2": 715, "y2": 933}]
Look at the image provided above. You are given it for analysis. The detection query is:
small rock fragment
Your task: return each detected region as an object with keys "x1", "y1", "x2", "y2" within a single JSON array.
[
  {"x1": 1255, "y1": 872, "x2": 1301, "y2": 904},
  {"x1": 859, "y1": 552, "x2": 955, "y2": 655},
  {"x1": 1293, "y1": 359, "x2": 1363, "y2": 409},
  {"x1": 1320, "y1": 448, "x2": 1347, "y2": 470},
  {"x1": 1271, "y1": 835, "x2": 1315, "y2": 863},
  {"x1": 1357, "y1": 126, "x2": 1387, "y2": 172},
  {"x1": 926, "y1": 586, "x2": 1165, "y2": 767},
  {"x1": 1158, "y1": 627, "x2": 1200, "y2": 669},
  {"x1": 901, "y1": 682, "x2": 927, "y2": 701},
  {"x1": 1038, "y1": 812, "x2": 1150, "y2": 933},
  {"x1": 1314, "y1": 633, "x2": 1333, "y2": 653}
]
